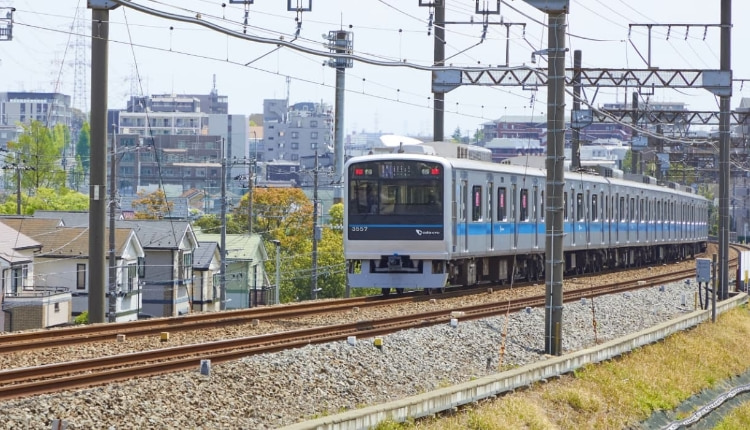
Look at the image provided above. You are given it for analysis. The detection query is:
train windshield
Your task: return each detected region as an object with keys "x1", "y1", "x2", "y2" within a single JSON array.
[{"x1": 348, "y1": 160, "x2": 443, "y2": 216}]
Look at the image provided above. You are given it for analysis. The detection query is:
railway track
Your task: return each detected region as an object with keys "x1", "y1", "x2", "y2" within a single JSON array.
[
  {"x1": 0, "y1": 257, "x2": 679, "y2": 354},
  {"x1": 0, "y1": 247, "x2": 740, "y2": 402}
]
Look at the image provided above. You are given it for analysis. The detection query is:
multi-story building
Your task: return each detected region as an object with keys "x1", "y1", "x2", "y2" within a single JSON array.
[
  {"x1": 0, "y1": 91, "x2": 74, "y2": 150},
  {"x1": 262, "y1": 99, "x2": 334, "y2": 165},
  {"x1": 113, "y1": 134, "x2": 224, "y2": 196},
  {"x1": 109, "y1": 89, "x2": 249, "y2": 200}
]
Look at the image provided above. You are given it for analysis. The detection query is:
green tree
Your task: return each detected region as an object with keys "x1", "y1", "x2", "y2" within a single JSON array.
[
  {"x1": 192, "y1": 213, "x2": 243, "y2": 234},
  {"x1": 77, "y1": 121, "x2": 91, "y2": 171},
  {"x1": 451, "y1": 126, "x2": 462, "y2": 142},
  {"x1": 242, "y1": 187, "x2": 312, "y2": 240},
  {"x1": 5, "y1": 121, "x2": 66, "y2": 194},
  {"x1": 131, "y1": 188, "x2": 174, "y2": 219},
  {"x1": 0, "y1": 187, "x2": 88, "y2": 215},
  {"x1": 266, "y1": 202, "x2": 345, "y2": 302},
  {"x1": 621, "y1": 150, "x2": 633, "y2": 174}
]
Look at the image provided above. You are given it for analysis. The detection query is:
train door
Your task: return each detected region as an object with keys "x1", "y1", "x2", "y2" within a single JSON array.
[
  {"x1": 635, "y1": 196, "x2": 645, "y2": 242},
  {"x1": 533, "y1": 184, "x2": 540, "y2": 249},
  {"x1": 520, "y1": 186, "x2": 529, "y2": 251},
  {"x1": 471, "y1": 184, "x2": 483, "y2": 252},
  {"x1": 498, "y1": 185, "x2": 508, "y2": 249},
  {"x1": 563, "y1": 191, "x2": 569, "y2": 246},
  {"x1": 460, "y1": 178, "x2": 468, "y2": 252},
  {"x1": 599, "y1": 191, "x2": 607, "y2": 245},
  {"x1": 487, "y1": 181, "x2": 494, "y2": 251},
  {"x1": 511, "y1": 182, "x2": 518, "y2": 249},
  {"x1": 586, "y1": 189, "x2": 592, "y2": 245}
]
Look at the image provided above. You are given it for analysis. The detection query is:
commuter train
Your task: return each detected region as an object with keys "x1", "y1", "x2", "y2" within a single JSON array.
[{"x1": 344, "y1": 142, "x2": 709, "y2": 294}]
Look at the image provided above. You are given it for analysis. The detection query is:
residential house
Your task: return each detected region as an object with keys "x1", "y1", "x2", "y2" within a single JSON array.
[
  {"x1": 119, "y1": 220, "x2": 198, "y2": 317},
  {"x1": 1, "y1": 217, "x2": 145, "y2": 322},
  {"x1": 0, "y1": 220, "x2": 71, "y2": 332},
  {"x1": 192, "y1": 241, "x2": 221, "y2": 313},
  {"x1": 193, "y1": 233, "x2": 268, "y2": 309}
]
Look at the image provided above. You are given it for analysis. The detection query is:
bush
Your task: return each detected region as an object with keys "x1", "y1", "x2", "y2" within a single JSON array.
[{"x1": 74, "y1": 311, "x2": 88, "y2": 325}]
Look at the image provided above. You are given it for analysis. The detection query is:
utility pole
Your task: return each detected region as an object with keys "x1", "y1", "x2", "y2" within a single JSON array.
[
  {"x1": 220, "y1": 139, "x2": 227, "y2": 311},
  {"x1": 326, "y1": 30, "x2": 353, "y2": 205},
  {"x1": 108, "y1": 127, "x2": 117, "y2": 323},
  {"x1": 0, "y1": 153, "x2": 33, "y2": 215},
  {"x1": 718, "y1": 0, "x2": 731, "y2": 300},
  {"x1": 571, "y1": 50, "x2": 582, "y2": 170},
  {"x1": 311, "y1": 151, "x2": 319, "y2": 300},
  {"x1": 526, "y1": 0, "x2": 569, "y2": 357},
  {"x1": 433, "y1": 1, "x2": 445, "y2": 141},
  {"x1": 88, "y1": 1, "x2": 119, "y2": 324}
]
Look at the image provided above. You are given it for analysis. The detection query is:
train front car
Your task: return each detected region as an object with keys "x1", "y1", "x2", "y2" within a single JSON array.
[{"x1": 344, "y1": 155, "x2": 450, "y2": 295}]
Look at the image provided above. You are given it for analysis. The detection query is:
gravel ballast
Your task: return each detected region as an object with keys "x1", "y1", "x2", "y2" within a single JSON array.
[{"x1": 0, "y1": 279, "x2": 707, "y2": 429}]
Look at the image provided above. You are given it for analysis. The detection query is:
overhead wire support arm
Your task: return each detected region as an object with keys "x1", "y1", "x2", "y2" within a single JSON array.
[
  {"x1": 435, "y1": 67, "x2": 732, "y2": 96},
  {"x1": 628, "y1": 23, "x2": 725, "y2": 68}
]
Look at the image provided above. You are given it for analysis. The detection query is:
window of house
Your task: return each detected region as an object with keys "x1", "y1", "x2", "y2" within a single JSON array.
[
  {"x1": 291, "y1": 131, "x2": 299, "y2": 139},
  {"x1": 291, "y1": 154, "x2": 299, "y2": 161},
  {"x1": 182, "y1": 252, "x2": 193, "y2": 281},
  {"x1": 54, "y1": 303, "x2": 60, "y2": 313},
  {"x1": 77, "y1": 264, "x2": 86, "y2": 290},
  {"x1": 291, "y1": 142, "x2": 299, "y2": 150},
  {"x1": 311, "y1": 142, "x2": 318, "y2": 149},
  {"x1": 127, "y1": 264, "x2": 137, "y2": 293},
  {"x1": 311, "y1": 131, "x2": 318, "y2": 139}
]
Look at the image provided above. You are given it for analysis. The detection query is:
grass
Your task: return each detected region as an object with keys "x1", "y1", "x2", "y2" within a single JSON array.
[{"x1": 382, "y1": 304, "x2": 750, "y2": 430}]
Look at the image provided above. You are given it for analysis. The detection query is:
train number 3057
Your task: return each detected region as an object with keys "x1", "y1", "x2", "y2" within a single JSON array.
[{"x1": 351, "y1": 226, "x2": 368, "y2": 232}]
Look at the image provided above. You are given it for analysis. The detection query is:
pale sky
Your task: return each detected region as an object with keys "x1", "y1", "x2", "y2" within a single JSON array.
[{"x1": 1, "y1": 1, "x2": 748, "y2": 137}]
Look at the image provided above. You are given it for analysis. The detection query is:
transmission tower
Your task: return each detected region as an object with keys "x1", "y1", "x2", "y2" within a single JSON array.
[{"x1": 71, "y1": 6, "x2": 90, "y2": 113}]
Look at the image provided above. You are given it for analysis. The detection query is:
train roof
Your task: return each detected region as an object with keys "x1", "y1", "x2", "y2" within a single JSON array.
[{"x1": 346, "y1": 152, "x2": 707, "y2": 202}]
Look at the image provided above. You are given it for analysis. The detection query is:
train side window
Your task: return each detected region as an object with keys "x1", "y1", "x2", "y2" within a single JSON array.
[
  {"x1": 630, "y1": 197, "x2": 635, "y2": 222},
  {"x1": 563, "y1": 192, "x2": 568, "y2": 220},
  {"x1": 497, "y1": 187, "x2": 507, "y2": 221},
  {"x1": 472, "y1": 185, "x2": 482, "y2": 221},
  {"x1": 577, "y1": 192, "x2": 584, "y2": 221},
  {"x1": 591, "y1": 193, "x2": 598, "y2": 221},
  {"x1": 519, "y1": 188, "x2": 529, "y2": 221},
  {"x1": 619, "y1": 196, "x2": 625, "y2": 221}
]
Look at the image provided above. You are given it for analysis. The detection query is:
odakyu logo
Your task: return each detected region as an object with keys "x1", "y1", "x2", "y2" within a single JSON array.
[{"x1": 415, "y1": 229, "x2": 440, "y2": 236}]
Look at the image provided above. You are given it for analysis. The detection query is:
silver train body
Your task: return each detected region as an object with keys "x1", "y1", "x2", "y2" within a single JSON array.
[{"x1": 344, "y1": 148, "x2": 709, "y2": 291}]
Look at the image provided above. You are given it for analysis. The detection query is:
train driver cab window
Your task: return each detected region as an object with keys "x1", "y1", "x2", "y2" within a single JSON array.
[
  {"x1": 497, "y1": 187, "x2": 507, "y2": 221},
  {"x1": 472, "y1": 185, "x2": 482, "y2": 221},
  {"x1": 519, "y1": 188, "x2": 529, "y2": 221}
]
